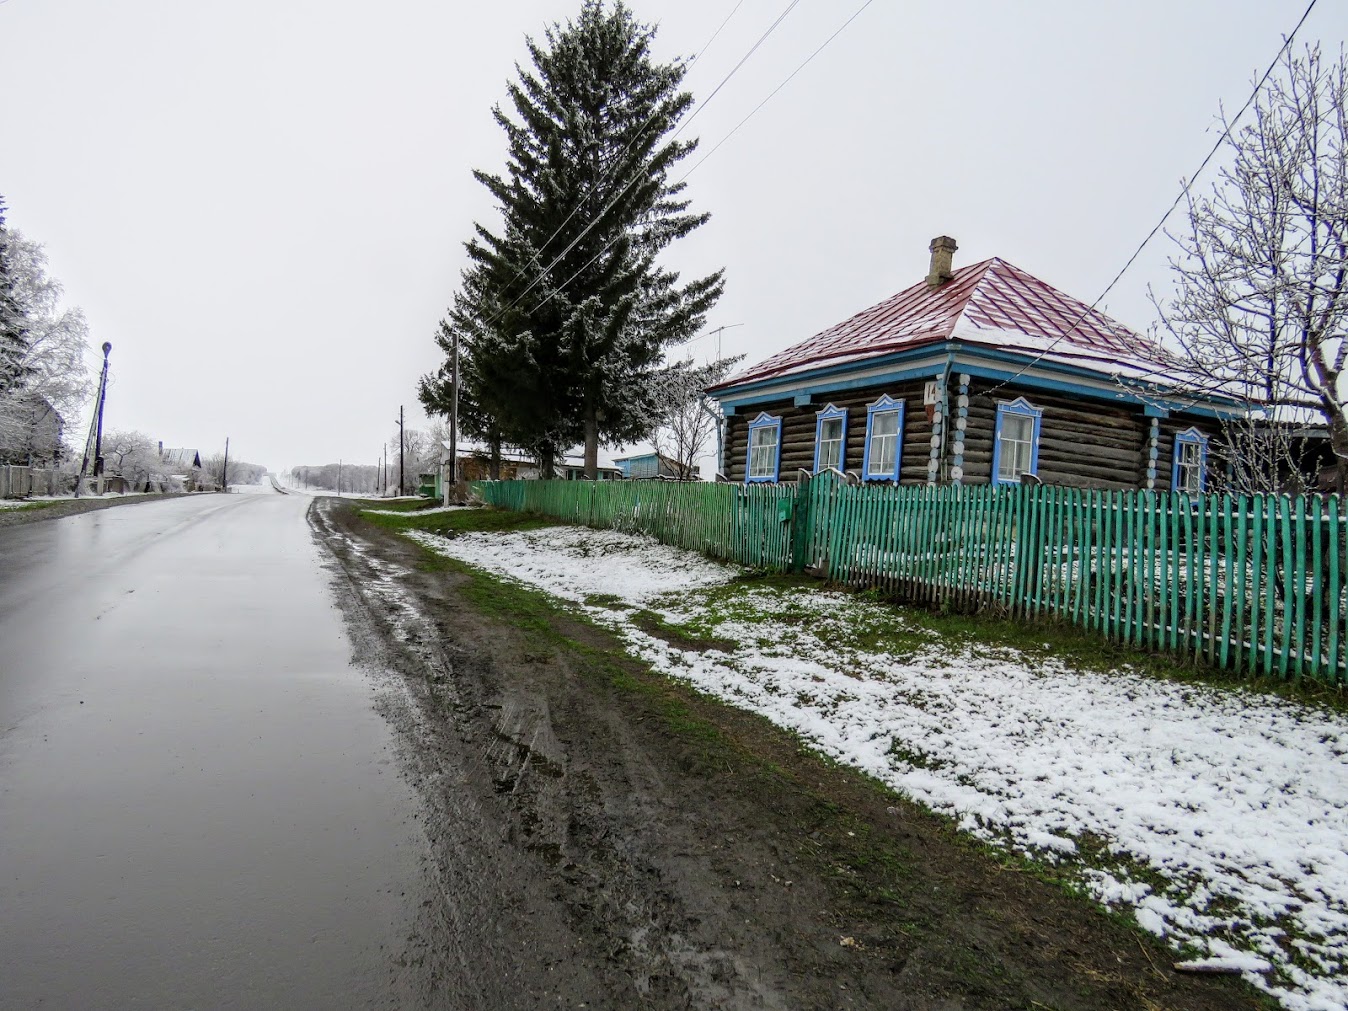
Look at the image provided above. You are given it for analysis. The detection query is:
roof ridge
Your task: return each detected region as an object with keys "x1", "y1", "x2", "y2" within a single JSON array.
[
  {"x1": 709, "y1": 251, "x2": 1174, "y2": 395},
  {"x1": 945, "y1": 257, "x2": 1001, "y2": 338}
]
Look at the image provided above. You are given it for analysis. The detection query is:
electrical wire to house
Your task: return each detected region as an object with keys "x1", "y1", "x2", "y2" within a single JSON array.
[
  {"x1": 976, "y1": 0, "x2": 1320, "y2": 402},
  {"x1": 677, "y1": 0, "x2": 878, "y2": 183}
]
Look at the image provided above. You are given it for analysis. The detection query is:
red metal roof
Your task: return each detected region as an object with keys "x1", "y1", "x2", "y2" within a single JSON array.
[{"x1": 710, "y1": 257, "x2": 1177, "y2": 392}]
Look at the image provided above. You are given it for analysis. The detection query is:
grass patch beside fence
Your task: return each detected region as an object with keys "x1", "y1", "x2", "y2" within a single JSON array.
[
  {"x1": 477, "y1": 476, "x2": 1348, "y2": 686},
  {"x1": 359, "y1": 503, "x2": 557, "y2": 537}
]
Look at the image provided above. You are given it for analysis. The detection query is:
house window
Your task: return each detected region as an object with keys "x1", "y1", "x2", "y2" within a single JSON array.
[
  {"x1": 863, "y1": 395, "x2": 905, "y2": 481},
  {"x1": 746, "y1": 412, "x2": 782, "y2": 483},
  {"x1": 1172, "y1": 428, "x2": 1208, "y2": 494},
  {"x1": 813, "y1": 404, "x2": 847, "y2": 473},
  {"x1": 992, "y1": 397, "x2": 1042, "y2": 485}
]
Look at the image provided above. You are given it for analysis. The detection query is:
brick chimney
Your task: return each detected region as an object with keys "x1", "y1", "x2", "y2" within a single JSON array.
[{"x1": 927, "y1": 235, "x2": 958, "y2": 288}]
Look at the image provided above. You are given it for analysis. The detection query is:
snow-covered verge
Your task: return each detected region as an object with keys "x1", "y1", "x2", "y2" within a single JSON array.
[
  {"x1": 407, "y1": 525, "x2": 1348, "y2": 1011},
  {"x1": 363, "y1": 504, "x2": 472, "y2": 517}
]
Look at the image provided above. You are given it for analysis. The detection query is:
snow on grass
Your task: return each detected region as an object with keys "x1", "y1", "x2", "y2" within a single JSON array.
[
  {"x1": 364, "y1": 504, "x2": 472, "y2": 517},
  {"x1": 412, "y1": 524, "x2": 1348, "y2": 1010},
  {"x1": 405, "y1": 526, "x2": 738, "y2": 605}
]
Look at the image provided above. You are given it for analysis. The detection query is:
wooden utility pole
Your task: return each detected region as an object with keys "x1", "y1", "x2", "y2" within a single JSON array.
[
  {"x1": 338, "y1": 459, "x2": 342, "y2": 495},
  {"x1": 222, "y1": 437, "x2": 229, "y2": 492},
  {"x1": 398, "y1": 405, "x2": 405, "y2": 496},
  {"x1": 76, "y1": 342, "x2": 113, "y2": 497},
  {"x1": 447, "y1": 328, "x2": 459, "y2": 505}
]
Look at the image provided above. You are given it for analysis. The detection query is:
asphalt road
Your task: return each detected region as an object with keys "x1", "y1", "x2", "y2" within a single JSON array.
[{"x1": 0, "y1": 488, "x2": 431, "y2": 1009}]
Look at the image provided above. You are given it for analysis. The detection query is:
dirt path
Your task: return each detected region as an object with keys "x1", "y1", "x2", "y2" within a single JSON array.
[{"x1": 314, "y1": 498, "x2": 1273, "y2": 1011}]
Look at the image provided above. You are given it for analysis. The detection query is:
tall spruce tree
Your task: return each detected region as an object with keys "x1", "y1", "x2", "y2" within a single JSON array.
[{"x1": 459, "y1": 0, "x2": 723, "y2": 478}]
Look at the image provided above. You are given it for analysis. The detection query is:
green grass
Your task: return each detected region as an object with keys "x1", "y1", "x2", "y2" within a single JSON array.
[
  {"x1": 359, "y1": 503, "x2": 558, "y2": 537},
  {"x1": 1, "y1": 500, "x2": 58, "y2": 512},
  {"x1": 353, "y1": 497, "x2": 433, "y2": 513},
  {"x1": 381, "y1": 502, "x2": 1348, "y2": 713}
]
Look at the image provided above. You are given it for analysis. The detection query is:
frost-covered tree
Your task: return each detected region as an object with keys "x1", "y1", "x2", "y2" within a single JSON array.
[
  {"x1": 0, "y1": 196, "x2": 34, "y2": 422},
  {"x1": 0, "y1": 211, "x2": 92, "y2": 464},
  {"x1": 458, "y1": 0, "x2": 723, "y2": 478},
  {"x1": 1155, "y1": 45, "x2": 1348, "y2": 492},
  {"x1": 102, "y1": 431, "x2": 170, "y2": 489},
  {"x1": 650, "y1": 356, "x2": 741, "y2": 480}
]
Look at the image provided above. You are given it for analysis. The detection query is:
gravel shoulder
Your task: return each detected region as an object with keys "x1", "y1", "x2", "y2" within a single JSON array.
[{"x1": 314, "y1": 497, "x2": 1273, "y2": 1011}]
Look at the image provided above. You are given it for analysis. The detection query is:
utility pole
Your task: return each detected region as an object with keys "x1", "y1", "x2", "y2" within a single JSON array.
[
  {"x1": 338, "y1": 459, "x2": 342, "y2": 495},
  {"x1": 447, "y1": 328, "x2": 459, "y2": 505},
  {"x1": 398, "y1": 405, "x2": 405, "y2": 497},
  {"x1": 222, "y1": 437, "x2": 229, "y2": 492},
  {"x1": 76, "y1": 342, "x2": 113, "y2": 498}
]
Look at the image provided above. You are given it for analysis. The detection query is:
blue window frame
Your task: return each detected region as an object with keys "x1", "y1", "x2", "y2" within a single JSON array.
[
  {"x1": 745, "y1": 412, "x2": 783, "y2": 483},
  {"x1": 862, "y1": 395, "x2": 905, "y2": 482},
  {"x1": 991, "y1": 397, "x2": 1043, "y2": 486},
  {"x1": 1172, "y1": 427, "x2": 1208, "y2": 495},
  {"x1": 812, "y1": 404, "x2": 848, "y2": 474}
]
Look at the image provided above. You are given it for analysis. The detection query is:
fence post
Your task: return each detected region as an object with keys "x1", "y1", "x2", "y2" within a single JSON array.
[{"x1": 790, "y1": 473, "x2": 812, "y2": 573}]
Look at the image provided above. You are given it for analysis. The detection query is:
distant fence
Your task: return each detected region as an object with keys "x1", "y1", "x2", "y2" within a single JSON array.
[
  {"x1": 0, "y1": 466, "x2": 71, "y2": 499},
  {"x1": 475, "y1": 473, "x2": 1348, "y2": 684}
]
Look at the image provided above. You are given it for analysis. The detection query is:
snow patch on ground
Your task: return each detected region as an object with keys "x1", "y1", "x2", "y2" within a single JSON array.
[
  {"x1": 406, "y1": 526, "x2": 738, "y2": 604},
  {"x1": 364, "y1": 505, "x2": 473, "y2": 517},
  {"x1": 414, "y1": 524, "x2": 1348, "y2": 1011}
]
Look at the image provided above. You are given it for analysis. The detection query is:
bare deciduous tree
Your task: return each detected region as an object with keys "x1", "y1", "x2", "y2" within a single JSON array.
[
  {"x1": 650, "y1": 357, "x2": 741, "y2": 480},
  {"x1": 102, "y1": 431, "x2": 167, "y2": 489},
  {"x1": 1155, "y1": 45, "x2": 1348, "y2": 492}
]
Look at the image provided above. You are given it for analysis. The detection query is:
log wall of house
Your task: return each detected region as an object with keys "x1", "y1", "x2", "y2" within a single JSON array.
[
  {"x1": 723, "y1": 378, "x2": 932, "y2": 484},
  {"x1": 721, "y1": 375, "x2": 1227, "y2": 490},
  {"x1": 1153, "y1": 416, "x2": 1227, "y2": 493},
  {"x1": 960, "y1": 381, "x2": 1148, "y2": 490}
]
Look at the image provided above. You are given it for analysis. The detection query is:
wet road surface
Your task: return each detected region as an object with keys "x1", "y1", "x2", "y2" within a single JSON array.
[{"x1": 0, "y1": 490, "x2": 429, "y2": 1009}]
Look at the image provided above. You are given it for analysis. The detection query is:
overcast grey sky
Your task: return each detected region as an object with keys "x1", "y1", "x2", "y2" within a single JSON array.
[{"x1": 4, "y1": 0, "x2": 1345, "y2": 473}]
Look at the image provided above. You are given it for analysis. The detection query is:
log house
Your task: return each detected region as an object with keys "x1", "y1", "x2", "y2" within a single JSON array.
[{"x1": 710, "y1": 238, "x2": 1240, "y2": 492}]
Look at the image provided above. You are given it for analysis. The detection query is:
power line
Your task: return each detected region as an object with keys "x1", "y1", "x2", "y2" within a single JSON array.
[
  {"x1": 978, "y1": 0, "x2": 1320, "y2": 400},
  {"x1": 679, "y1": 0, "x2": 878, "y2": 183},
  {"x1": 691, "y1": 0, "x2": 747, "y2": 64}
]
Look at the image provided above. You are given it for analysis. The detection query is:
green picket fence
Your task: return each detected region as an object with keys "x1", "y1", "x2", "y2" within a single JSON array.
[{"x1": 473, "y1": 473, "x2": 1348, "y2": 684}]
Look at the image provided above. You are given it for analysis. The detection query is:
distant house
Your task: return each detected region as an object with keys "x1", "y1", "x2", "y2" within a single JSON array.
[
  {"x1": 438, "y1": 442, "x2": 620, "y2": 483},
  {"x1": 558, "y1": 458, "x2": 622, "y2": 481},
  {"x1": 613, "y1": 452, "x2": 694, "y2": 480},
  {"x1": 440, "y1": 442, "x2": 529, "y2": 483},
  {"x1": 159, "y1": 446, "x2": 208, "y2": 490},
  {"x1": 708, "y1": 236, "x2": 1244, "y2": 492},
  {"x1": 160, "y1": 447, "x2": 202, "y2": 470}
]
